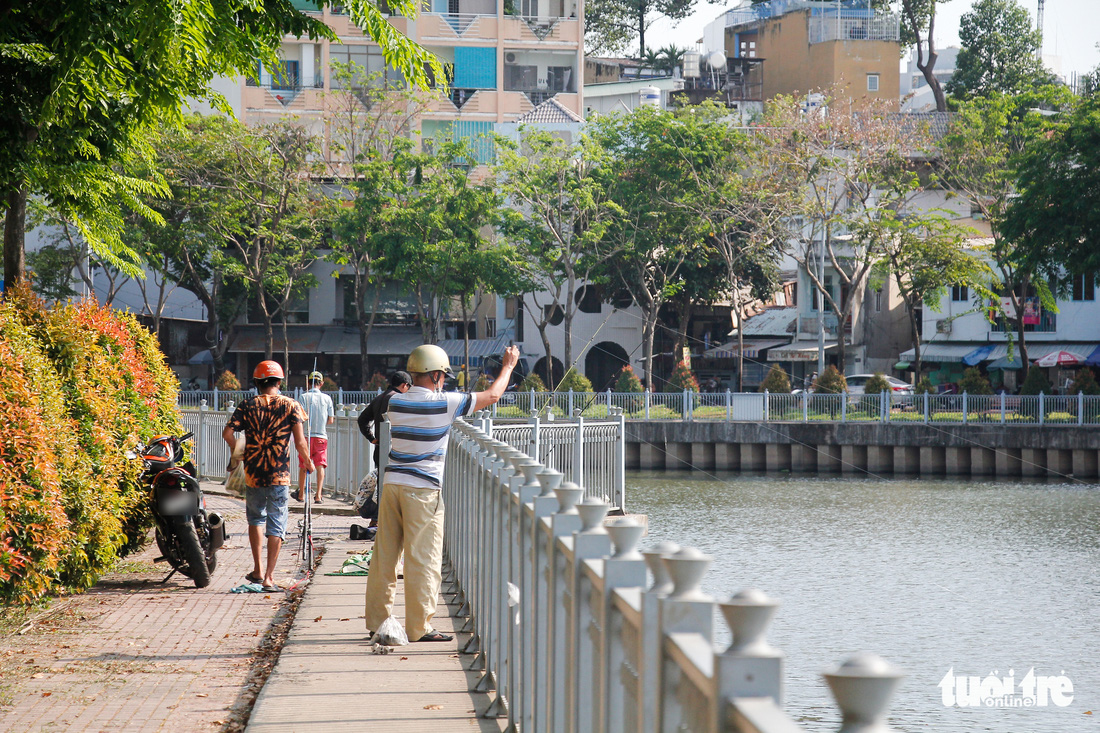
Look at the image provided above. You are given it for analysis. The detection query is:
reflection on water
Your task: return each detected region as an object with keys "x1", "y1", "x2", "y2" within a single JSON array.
[{"x1": 628, "y1": 471, "x2": 1100, "y2": 733}]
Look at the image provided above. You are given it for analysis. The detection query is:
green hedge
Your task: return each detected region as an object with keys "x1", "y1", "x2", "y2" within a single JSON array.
[{"x1": 0, "y1": 287, "x2": 182, "y2": 604}]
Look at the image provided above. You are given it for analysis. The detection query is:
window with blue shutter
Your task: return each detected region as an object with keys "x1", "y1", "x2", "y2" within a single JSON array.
[{"x1": 453, "y1": 47, "x2": 497, "y2": 89}]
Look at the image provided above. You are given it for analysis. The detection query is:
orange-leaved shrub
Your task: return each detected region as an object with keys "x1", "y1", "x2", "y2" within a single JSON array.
[{"x1": 0, "y1": 286, "x2": 182, "y2": 604}]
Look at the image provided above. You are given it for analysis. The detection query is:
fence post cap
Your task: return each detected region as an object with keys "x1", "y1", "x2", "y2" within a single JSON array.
[
  {"x1": 535, "y1": 467, "x2": 563, "y2": 496},
  {"x1": 573, "y1": 408, "x2": 582, "y2": 418},
  {"x1": 554, "y1": 481, "x2": 584, "y2": 514},
  {"x1": 720, "y1": 588, "x2": 780, "y2": 655},
  {"x1": 576, "y1": 498, "x2": 610, "y2": 532},
  {"x1": 823, "y1": 653, "x2": 905, "y2": 731},
  {"x1": 662, "y1": 547, "x2": 712, "y2": 600},
  {"x1": 200, "y1": 399, "x2": 208, "y2": 410},
  {"x1": 605, "y1": 518, "x2": 644, "y2": 557},
  {"x1": 643, "y1": 541, "x2": 681, "y2": 592}
]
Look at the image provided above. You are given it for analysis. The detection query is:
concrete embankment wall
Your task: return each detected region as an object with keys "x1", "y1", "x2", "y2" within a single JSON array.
[{"x1": 622, "y1": 422, "x2": 1100, "y2": 480}]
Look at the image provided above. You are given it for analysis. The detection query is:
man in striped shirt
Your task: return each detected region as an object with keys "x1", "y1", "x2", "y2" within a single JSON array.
[{"x1": 364, "y1": 343, "x2": 519, "y2": 643}]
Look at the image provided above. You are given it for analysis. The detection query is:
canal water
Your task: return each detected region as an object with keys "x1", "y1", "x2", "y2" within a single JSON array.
[{"x1": 627, "y1": 471, "x2": 1100, "y2": 733}]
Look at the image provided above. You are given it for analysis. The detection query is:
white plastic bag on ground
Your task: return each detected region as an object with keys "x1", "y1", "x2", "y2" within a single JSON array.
[{"x1": 373, "y1": 616, "x2": 409, "y2": 646}]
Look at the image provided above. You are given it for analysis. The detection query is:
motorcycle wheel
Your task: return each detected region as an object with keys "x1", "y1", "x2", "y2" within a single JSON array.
[{"x1": 178, "y1": 522, "x2": 212, "y2": 588}]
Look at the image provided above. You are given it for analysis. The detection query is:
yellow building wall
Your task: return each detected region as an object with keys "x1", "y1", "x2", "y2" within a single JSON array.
[{"x1": 727, "y1": 9, "x2": 899, "y2": 108}]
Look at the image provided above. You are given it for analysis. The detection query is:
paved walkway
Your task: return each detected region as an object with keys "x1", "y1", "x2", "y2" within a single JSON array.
[{"x1": 0, "y1": 483, "x2": 500, "y2": 733}]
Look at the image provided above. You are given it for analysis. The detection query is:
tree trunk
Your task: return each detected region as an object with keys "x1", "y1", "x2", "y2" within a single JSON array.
[
  {"x1": 358, "y1": 288, "x2": 380, "y2": 388},
  {"x1": 3, "y1": 186, "x2": 28, "y2": 291},
  {"x1": 262, "y1": 294, "x2": 275, "y2": 360},
  {"x1": 461, "y1": 298, "x2": 470, "y2": 391},
  {"x1": 642, "y1": 303, "x2": 658, "y2": 391},
  {"x1": 537, "y1": 323, "x2": 554, "y2": 388}
]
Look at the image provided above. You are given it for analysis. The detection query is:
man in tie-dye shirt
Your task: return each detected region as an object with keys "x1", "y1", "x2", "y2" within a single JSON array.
[{"x1": 223, "y1": 360, "x2": 313, "y2": 591}]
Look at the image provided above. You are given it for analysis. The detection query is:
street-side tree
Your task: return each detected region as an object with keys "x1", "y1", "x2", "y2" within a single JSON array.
[
  {"x1": 386, "y1": 139, "x2": 503, "y2": 344},
  {"x1": 868, "y1": 209, "x2": 989, "y2": 377},
  {"x1": 1, "y1": 0, "x2": 439, "y2": 292},
  {"x1": 945, "y1": 0, "x2": 1051, "y2": 100},
  {"x1": 25, "y1": 209, "x2": 135, "y2": 305},
  {"x1": 588, "y1": 107, "x2": 708, "y2": 390},
  {"x1": 760, "y1": 91, "x2": 925, "y2": 373},
  {"x1": 188, "y1": 120, "x2": 327, "y2": 359},
  {"x1": 1002, "y1": 93, "x2": 1100, "y2": 281},
  {"x1": 495, "y1": 129, "x2": 622, "y2": 389},
  {"x1": 667, "y1": 105, "x2": 796, "y2": 389},
  {"x1": 897, "y1": 0, "x2": 948, "y2": 111},
  {"x1": 936, "y1": 91, "x2": 1070, "y2": 366}
]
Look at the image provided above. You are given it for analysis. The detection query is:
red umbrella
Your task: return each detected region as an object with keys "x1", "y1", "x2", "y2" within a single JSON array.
[{"x1": 1034, "y1": 350, "x2": 1085, "y2": 367}]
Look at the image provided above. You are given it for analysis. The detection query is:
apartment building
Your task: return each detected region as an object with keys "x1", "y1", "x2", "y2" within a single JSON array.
[
  {"x1": 697, "y1": 0, "x2": 901, "y2": 110},
  {"x1": 219, "y1": 0, "x2": 584, "y2": 163}
]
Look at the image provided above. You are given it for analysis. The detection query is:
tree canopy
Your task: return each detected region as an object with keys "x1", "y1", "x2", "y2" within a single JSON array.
[
  {"x1": 1, "y1": 0, "x2": 438, "y2": 291},
  {"x1": 945, "y1": 0, "x2": 1051, "y2": 100}
]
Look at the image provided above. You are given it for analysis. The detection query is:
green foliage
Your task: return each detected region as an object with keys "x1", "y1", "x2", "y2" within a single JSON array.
[
  {"x1": 1069, "y1": 368, "x2": 1100, "y2": 396},
  {"x1": 1003, "y1": 94, "x2": 1100, "y2": 279},
  {"x1": 585, "y1": 0, "x2": 697, "y2": 55},
  {"x1": 0, "y1": 286, "x2": 181, "y2": 604},
  {"x1": 2, "y1": 0, "x2": 441, "y2": 289},
  {"x1": 759, "y1": 365, "x2": 791, "y2": 394},
  {"x1": 1020, "y1": 366, "x2": 1052, "y2": 395},
  {"x1": 519, "y1": 372, "x2": 547, "y2": 392},
  {"x1": 946, "y1": 0, "x2": 1051, "y2": 99},
  {"x1": 558, "y1": 369, "x2": 593, "y2": 393},
  {"x1": 914, "y1": 376, "x2": 935, "y2": 395},
  {"x1": 215, "y1": 371, "x2": 241, "y2": 390},
  {"x1": 813, "y1": 365, "x2": 848, "y2": 394},
  {"x1": 365, "y1": 372, "x2": 389, "y2": 391},
  {"x1": 863, "y1": 373, "x2": 891, "y2": 394},
  {"x1": 669, "y1": 361, "x2": 699, "y2": 392},
  {"x1": 613, "y1": 365, "x2": 644, "y2": 393},
  {"x1": 958, "y1": 367, "x2": 993, "y2": 395}
]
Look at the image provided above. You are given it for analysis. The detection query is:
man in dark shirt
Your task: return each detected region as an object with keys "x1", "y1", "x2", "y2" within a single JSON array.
[
  {"x1": 358, "y1": 371, "x2": 413, "y2": 468},
  {"x1": 223, "y1": 361, "x2": 312, "y2": 591}
]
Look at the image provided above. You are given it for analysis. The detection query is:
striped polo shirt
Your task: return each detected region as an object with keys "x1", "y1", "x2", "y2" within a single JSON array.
[{"x1": 383, "y1": 386, "x2": 475, "y2": 489}]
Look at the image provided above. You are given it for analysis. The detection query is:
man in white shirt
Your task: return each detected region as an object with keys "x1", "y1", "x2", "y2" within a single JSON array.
[
  {"x1": 297, "y1": 371, "x2": 334, "y2": 503},
  {"x1": 364, "y1": 343, "x2": 519, "y2": 643}
]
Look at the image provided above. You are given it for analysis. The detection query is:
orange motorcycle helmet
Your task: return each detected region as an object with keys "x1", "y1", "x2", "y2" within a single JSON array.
[
  {"x1": 253, "y1": 360, "x2": 284, "y2": 381},
  {"x1": 142, "y1": 435, "x2": 174, "y2": 468}
]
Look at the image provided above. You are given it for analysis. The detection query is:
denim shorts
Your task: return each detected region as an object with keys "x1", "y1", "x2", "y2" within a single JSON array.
[{"x1": 246, "y1": 484, "x2": 289, "y2": 538}]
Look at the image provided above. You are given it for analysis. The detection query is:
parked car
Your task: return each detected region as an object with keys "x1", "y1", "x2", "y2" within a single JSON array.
[{"x1": 845, "y1": 374, "x2": 914, "y2": 402}]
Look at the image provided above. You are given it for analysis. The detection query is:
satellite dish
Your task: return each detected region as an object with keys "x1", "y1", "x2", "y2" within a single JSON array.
[{"x1": 707, "y1": 51, "x2": 727, "y2": 70}]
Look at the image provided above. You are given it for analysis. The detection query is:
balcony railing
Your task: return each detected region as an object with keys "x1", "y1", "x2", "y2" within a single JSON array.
[{"x1": 808, "y1": 13, "x2": 901, "y2": 43}]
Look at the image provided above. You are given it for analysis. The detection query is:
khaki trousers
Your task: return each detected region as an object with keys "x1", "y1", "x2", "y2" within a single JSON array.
[{"x1": 363, "y1": 483, "x2": 445, "y2": 641}]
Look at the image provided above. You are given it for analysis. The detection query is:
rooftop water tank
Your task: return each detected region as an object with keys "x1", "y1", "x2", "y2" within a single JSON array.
[{"x1": 639, "y1": 86, "x2": 661, "y2": 107}]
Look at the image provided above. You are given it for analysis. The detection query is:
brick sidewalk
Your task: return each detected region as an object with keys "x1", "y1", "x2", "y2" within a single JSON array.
[{"x1": 0, "y1": 492, "x2": 362, "y2": 733}]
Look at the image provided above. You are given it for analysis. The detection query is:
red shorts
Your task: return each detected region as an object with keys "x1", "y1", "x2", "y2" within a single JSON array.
[{"x1": 309, "y1": 437, "x2": 328, "y2": 467}]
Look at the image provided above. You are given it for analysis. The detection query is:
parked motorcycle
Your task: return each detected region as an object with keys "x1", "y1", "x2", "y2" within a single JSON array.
[{"x1": 132, "y1": 433, "x2": 226, "y2": 588}]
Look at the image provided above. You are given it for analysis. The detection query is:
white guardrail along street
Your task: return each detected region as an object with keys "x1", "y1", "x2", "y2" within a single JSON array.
[
  {"x1": 180, "y1": 389, "x2": 1100, "y2": 426},
  {"x1": 442, "y1": 414, "x2": 907, "y2": 732}
]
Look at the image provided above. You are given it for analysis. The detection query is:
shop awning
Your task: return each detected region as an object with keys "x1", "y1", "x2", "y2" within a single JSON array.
[
  {"x1": 768, "y1": 341, "x2": 837, "y2": 362},
  {"x1": 704, "y1": 339, "x2": 788, "y2": 359},
  {"x1": 899, "y1": 344, "x2": 984, "y2": 363},
  {"x1": 438, "y1": 337, "x2": 514, "y2": 367},
  {"x1": 983, "y1": 343, "x2": 1099, "y2": 369},
  {"x1": 963, "y1": 344, "x2": 996, "y2": 366}
]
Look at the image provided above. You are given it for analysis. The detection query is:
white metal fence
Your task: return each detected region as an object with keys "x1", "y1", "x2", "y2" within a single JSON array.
[
  {"x1": 180, "y1": 404, "x2": 627, "y2": 509},
  {"x1": 180, "y1": 404, "x2": 375, "y2": 500},
  {"x1": 486, "y1": 410, "x2": 626, "y2": 509},
  {"x1": 442, "y1": 417, "x2": 906, "y2": 732},
  {"x1": 179, "y1": 390, "x2": 1100, "y2": 429}
]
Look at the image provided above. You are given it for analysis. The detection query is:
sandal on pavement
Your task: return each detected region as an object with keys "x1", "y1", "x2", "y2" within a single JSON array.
[
  {"x1": 245, "y1": 571, "x2": 263, "y2": 584},
  {"x1": 417, "y1": 631, "x2": 453, "y2": 642},
  {"x1": 293, "y1": 489, "x2": 303, "y2": 502},
  {"x1": 315, "y1": 496, "x2": 323, "y2": 504},
  {"x1": 261, "y1": 583, "x2": 284, "y2": 592}
]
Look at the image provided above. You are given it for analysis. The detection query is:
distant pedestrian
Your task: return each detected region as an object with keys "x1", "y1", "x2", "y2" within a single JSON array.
[
  {"x1": 223, "y1": 361, "x2": 312, "y2": 591},
  {"x1": 297, "y1": 371, "x2": 334, "y2": 503},
  {"x1": 364, "y1": 344, "x2": 519, "y2": 643}
]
